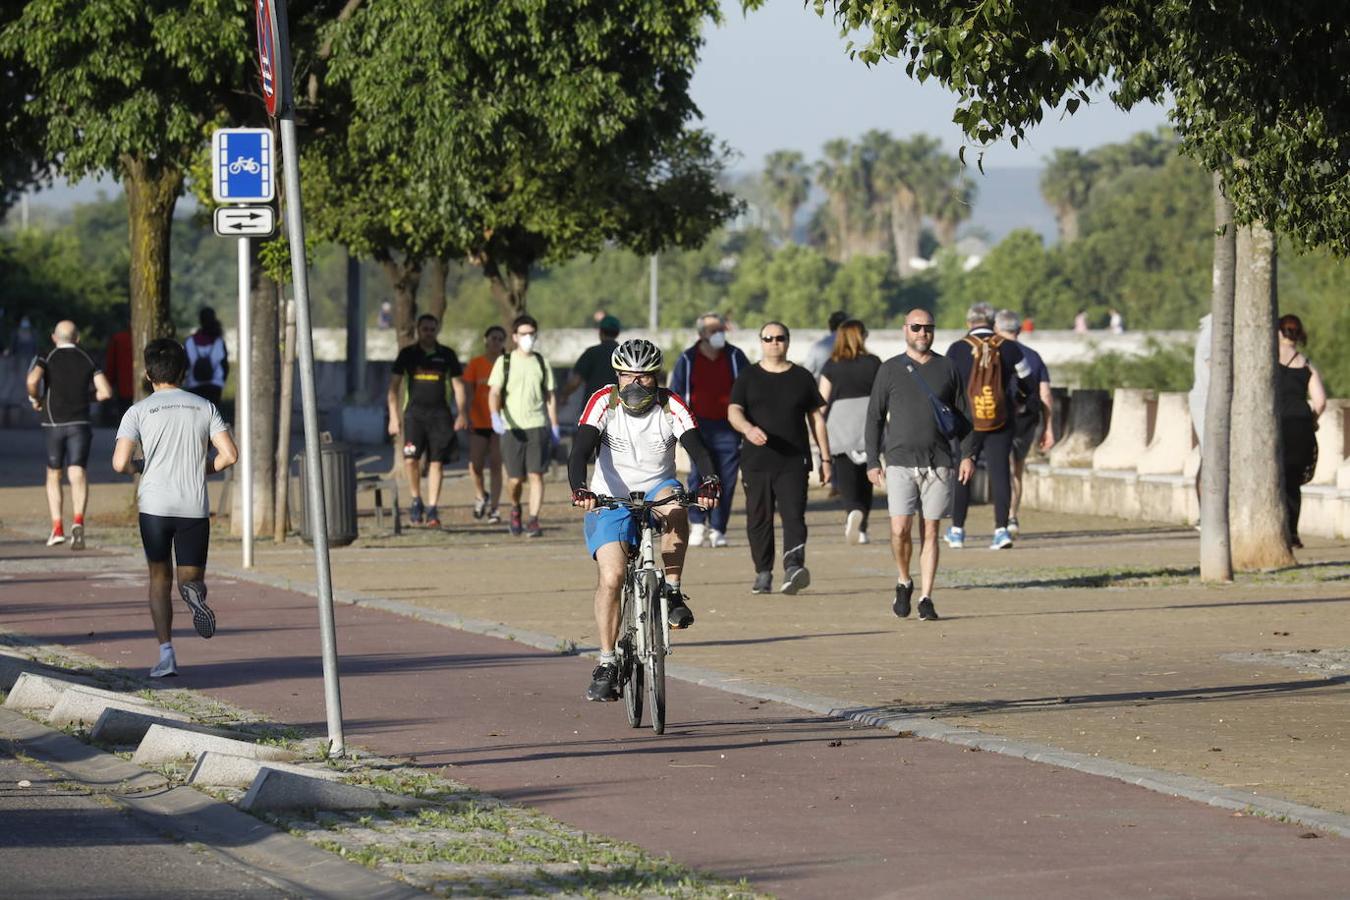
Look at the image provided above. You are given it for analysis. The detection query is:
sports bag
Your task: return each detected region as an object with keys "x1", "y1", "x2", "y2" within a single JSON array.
[{"x1": 963, "y1": 334, "x2": 1007, "y2": 432}]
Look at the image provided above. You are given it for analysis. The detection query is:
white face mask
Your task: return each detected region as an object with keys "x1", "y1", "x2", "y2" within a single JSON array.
[
  {"x1": 707, "y1": 332, "x2": 727, "y2": 350},
  {"x1": 517, "y1": 334, "x2": 536, "y2": 352}
]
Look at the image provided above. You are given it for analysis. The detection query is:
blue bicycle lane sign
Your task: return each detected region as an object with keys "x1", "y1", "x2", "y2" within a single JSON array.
[{"x1": 212, "y1": 128, "x2": 275, "y2": 204}]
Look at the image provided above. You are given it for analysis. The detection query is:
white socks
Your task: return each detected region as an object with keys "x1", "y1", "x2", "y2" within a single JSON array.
[
  {"x1": 159, "y1": 642, "x2": 174, "y2": 659},
  {"x1": 599, "y1": 650, "x2": 617, "y2": 666}
]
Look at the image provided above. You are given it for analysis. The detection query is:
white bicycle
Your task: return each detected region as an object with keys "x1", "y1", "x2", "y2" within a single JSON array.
[
  {"x1": 594, "y1": 491, "x2": 699, "y2": 735},
  {"x1": 228, "y1": 156, "x2": 261, "y2": 175}
]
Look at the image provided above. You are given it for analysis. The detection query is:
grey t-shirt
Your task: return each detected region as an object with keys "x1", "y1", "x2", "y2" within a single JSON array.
[{"x1": 116, "y1": 388, "x2": 228, "y2": 518}]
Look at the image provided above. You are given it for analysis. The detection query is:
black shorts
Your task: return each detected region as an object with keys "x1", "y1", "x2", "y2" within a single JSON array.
[
  {"x1": 402, "y1": 408, "x2": 455, "y2": 463},
  {"x1": 45, "y1": 423, "x2": 92, "y2": 469},
  {"x1": 472, "y1": 427, "x2": 495, "y2": 440},
  {"x1": 1011, "y1": 412, "x2": 1042, "y2": 461},
  {"x1": 138, "y1": 514, "x2": 210, "y2": 567}
]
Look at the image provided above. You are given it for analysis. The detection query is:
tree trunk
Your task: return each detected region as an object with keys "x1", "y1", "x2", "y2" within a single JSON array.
[
  {"x1": 889, "y1": 193, "x2": 922, "y2": 278},
  {"x1": 425, "y1": 255, "x2": 449, "y2": 323},
  {"x1": 1200, "y1": 172, "x2": 1234, "y2": 582},
  {"x1": 378, "y1": 252, "x2": 422, "y2": 348},
  {"x1": 274, "y1": 299, "x2": 297, "y2": 543},
  {"x1": 121, "y1": 155, "x2": 182, "y2": 397},
  {"x1": 1229, "y1": 220, "x2": 1294, "y2": 570},
  {"x1": 1055, "y1": 204, "x2": 1080, "y2": 243},
  {"x1": 246, "y1": 249, "x2": 278, "y2": 537},
  {"x1": 483, "y1": 257, "x2": 529, "y2": 326}
]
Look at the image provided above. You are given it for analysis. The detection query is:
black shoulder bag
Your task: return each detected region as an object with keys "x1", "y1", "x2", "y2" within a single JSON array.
[{"x1": 904, "y1": 361, "x2": 972, "y2": 441}]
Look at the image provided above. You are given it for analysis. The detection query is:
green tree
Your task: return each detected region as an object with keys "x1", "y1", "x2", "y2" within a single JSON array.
[
  {"x1": 761, "y1": 244, "x2": 833, "y2": 325},
  {"x1": 0, "y1": 0, "x2": 265, "y2": 389},
  {"x1": 762, "y1": 150, "x2": 811, "y2": 241},
  {"x1": 824, "y1": 255, "x2": 897, "y2": 327}
]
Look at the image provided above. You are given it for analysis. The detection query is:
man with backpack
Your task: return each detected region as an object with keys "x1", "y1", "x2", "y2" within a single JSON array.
[
  {"x1": 944, "y1": 302, "x2": 1036, "y2": 550},
  {"x1": 488, "y1": 314, "x2": 559, "y2": 537}
]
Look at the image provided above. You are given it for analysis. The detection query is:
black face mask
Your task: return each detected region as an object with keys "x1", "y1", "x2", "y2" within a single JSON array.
[{"x1": 619, "y1": 381, "x2": 658, "y2": 414}]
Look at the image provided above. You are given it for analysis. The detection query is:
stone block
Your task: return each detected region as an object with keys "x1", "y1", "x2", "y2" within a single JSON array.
[
  {"x1": 1091, "y1": 388, "x2": 1156, "y2": 471},
  {"x1": 89, "y1": 707, "x2": 212, "y2": 744},
  {"x1": 1311, "y1": 400, "x2": 1347, "y2": 486},
  {"x1": 48, "y1": 687, "x2": 181, "y2": 730},
  {"x1": 188, "y1": 751, "x2": 344, "y2": 788},
  {"x1": 239, "y1": 766, "x2": 427, "y2": 813},
  {"x1": 0, "y1": 653, "x2": 88, "y2": 692},
  {"x1": 1049, "y1": 389, "x2": 1112, "y2": 467},
  {"x1": 132, "y1": 723, "x2": 298, "y2": 768},
  {"x1": 1137, "y1": 393, "x2": 1196, "y2": 475},
  {"x1": 4, "y1": 672, "x2": 116, "y2": 712}
]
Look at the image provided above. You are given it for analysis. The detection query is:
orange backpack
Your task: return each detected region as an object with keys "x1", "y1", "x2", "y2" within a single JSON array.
[{"x1": 963, "y1": 334, "x2": 1007, "y2": 432}]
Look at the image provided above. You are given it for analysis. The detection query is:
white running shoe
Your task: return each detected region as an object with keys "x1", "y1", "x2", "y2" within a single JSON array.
[
  {"x1": 708, "y1": 529, "x2": 728, "y2": 548},
  {"x1": 46, "y1": 530, "x2": 65, "y2": 547},
  {"x1": 858, "y1": 531, "x2": 870, "y2": 544},
  {"x1": 844, "y1": 510, "x2": 863, "y2": 544},
  {"x1": 150, "y1": 648, "x2": 178, "y2": 678},
  {"x1": 688, "y1": 523, "x2": 707, "y2": 548}
]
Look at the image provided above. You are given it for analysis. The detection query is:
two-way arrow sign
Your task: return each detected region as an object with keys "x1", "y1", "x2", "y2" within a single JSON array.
[{"x1": 213, "y1": 205, "x2": 276, "y2": 238}]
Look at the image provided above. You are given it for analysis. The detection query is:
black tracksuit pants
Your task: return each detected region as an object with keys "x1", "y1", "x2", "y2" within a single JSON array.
[
  {"x1": 951, "y1": 426, "x2": 1014, "y2": 530},
  {"x1": 742, "y1": 467, "x2": 808, "y2": 575},
  {"x1": 832, "y1": 454, "x2": 873, "y2": 532}
]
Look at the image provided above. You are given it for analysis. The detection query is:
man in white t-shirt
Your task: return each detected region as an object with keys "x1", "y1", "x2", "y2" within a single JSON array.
[{"x1": 569, "y1": 339, "x2": 720, "y2": 702}]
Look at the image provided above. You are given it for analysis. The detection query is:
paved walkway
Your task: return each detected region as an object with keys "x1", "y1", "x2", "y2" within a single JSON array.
[{"x1": 3, "y1": 524, "x2": 1350, "y2": 897}]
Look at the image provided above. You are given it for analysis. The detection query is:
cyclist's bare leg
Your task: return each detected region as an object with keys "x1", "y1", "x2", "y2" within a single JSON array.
[{"x1": 593, "y1": 542, "x2": 627, "y2": 652}]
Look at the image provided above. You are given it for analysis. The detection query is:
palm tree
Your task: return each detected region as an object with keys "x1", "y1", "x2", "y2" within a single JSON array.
[
  {"x1": 1040, "y1": 148, "x2": 1097, "y2": 242},
  {"x1": 762, "y1": 149, "x2": 810, "y2": 241}
]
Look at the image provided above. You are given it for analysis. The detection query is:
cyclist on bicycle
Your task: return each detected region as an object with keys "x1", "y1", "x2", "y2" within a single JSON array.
[{"x1": 570, "y1": 338, "x2": 721, "y2": 702}]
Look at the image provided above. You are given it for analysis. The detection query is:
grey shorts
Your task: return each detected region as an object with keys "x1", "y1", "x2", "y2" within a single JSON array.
[
  {"x1": 502, "y1": 427, "x2": 550, "y2": 478},
  {"x1": 885, "y1": 466, "x2": 953, "y2": 520}
]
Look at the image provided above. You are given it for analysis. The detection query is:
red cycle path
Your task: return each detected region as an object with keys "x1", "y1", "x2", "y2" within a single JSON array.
[{"x1": 4, "y1": 536, "x2": 1349, "y2": 898}]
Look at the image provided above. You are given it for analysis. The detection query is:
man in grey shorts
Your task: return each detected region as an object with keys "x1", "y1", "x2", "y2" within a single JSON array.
[
  {"x1": 113, "y1": 339, "x2": 237, "y2": 678},
  {"x1": 865, "y1": 308, "x2": 975, "y2": 621}
]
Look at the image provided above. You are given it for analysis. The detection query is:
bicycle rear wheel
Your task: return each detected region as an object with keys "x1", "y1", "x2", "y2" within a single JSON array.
[
  {"x1": 642, "y1": 572, "x2": 667, "y2": 734},
  {"x1": 621, "y1": 578, "x2": 643, "y2": 728}
]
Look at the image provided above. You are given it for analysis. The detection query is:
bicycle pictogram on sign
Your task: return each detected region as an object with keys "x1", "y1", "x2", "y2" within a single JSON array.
[{"x1": 212, "y1": 128, "x2": 275, "y2": 204}]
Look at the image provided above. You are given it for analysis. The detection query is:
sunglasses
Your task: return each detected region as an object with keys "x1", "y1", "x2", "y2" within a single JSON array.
[
  {"x1": 908, "y1": 323, "x2": 935, "y2": 333},
  {"x1": 760, "y1": 334, "x2": 788, "y2": 343}
]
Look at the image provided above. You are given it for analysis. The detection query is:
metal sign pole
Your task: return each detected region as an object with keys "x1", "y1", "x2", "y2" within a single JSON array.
[
  {"x1": 238, "y1": 236, "x2": 254, "y2": 568},
  {"x1": 262, "y1": 0, "x2": 344, "y2": 755}
]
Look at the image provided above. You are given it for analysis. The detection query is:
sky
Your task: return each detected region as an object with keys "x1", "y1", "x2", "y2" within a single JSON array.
[{"x1": 689, "y1": 0, "x2": 1171, "y2": 173}]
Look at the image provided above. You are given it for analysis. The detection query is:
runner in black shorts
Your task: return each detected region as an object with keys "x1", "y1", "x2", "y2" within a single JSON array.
[
  {"x1": 387, "y1": 314, "x2": 468, "y2": 528},
  {"x1": 113, "y1": 338, "x2": 237, "y2": 678},
  {"x1": 26, "y1": 320, "x2": 113, "y2": 550}
]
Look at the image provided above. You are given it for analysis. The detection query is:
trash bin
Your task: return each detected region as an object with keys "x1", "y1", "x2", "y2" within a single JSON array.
[{"x1": 296, "y1": 436, "x2": 359, "y2": 547}]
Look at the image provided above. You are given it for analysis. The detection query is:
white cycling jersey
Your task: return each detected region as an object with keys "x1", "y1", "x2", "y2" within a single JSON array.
[{"x1": 579, "y1": 386, "x2": 697, "y2": 498}]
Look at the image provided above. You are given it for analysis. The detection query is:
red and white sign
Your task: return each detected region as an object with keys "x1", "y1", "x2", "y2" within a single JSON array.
[{"x1": 254, "y1": 0, "x2": 285, "y2": 116}]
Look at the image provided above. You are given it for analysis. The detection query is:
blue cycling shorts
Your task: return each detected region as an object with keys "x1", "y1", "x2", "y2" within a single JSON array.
[{"x1": 583, "y1": 478, "x2": 684, "y2": 558}]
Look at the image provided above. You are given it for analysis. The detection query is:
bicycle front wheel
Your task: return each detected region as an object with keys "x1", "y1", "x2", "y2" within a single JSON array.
[
  {"x1": 642, "y1": 572, "x2": 667, "y2": 734},
  {"x1": 621, "y1": 577, "x2": 643, "y2": 728}
]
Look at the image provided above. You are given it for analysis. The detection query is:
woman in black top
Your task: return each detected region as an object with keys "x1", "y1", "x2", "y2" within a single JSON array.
[
  {"x1": 819, "y1": 320, "x2": 882, "y2": 544},
  {"x1": 1275, "y1": 314, "x2": 1327, "y2": 548}
]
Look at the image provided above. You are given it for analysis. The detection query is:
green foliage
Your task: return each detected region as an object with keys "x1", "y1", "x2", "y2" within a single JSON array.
[
  {"x1": 1059, "y1": 339, "x2": 1195, "y2": 392},
  {"x1": 0, "y1": 225, "x2": 127, "y2": 349}
]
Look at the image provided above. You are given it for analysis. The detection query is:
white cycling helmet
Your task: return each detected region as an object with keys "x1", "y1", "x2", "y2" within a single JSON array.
[{"x1": 610, "y1": 338, "x2": 663, "y2": 374}]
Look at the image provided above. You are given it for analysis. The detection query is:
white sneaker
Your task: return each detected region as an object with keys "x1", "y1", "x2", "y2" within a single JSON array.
[
  {"x1": 150, "y1": 648, "x2": 178, "y2": 678},
  {"x1": 844, "y1": 510, "x2": 863, "y2": 544},
  {"x1": 688, "y1": 523, "x2": 707, "y2": 548},
  {"x1": 858, "y1": 531, "x2": 870, "y2": 544},
  {"x1": 708, "y1": 529, "x2": 728, "y2": 548},
  {"x1": 46, "y1": 529, "x2": 65, "y2": 547}
]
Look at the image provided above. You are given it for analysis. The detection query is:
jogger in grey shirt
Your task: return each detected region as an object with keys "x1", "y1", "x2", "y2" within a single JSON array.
[{"x1": 113, "y1": 339, "x2": 237, "y2": 678}]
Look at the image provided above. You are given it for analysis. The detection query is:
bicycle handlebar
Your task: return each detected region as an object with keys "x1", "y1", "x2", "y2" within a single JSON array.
[{"x1": 591, "y1": 492, "x2": 702, "y2": 510}]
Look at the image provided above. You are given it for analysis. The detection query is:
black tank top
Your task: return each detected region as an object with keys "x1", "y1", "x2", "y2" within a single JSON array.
[{"x1": 1277, "y1": 359, "x2": 1313, "y2": 421}]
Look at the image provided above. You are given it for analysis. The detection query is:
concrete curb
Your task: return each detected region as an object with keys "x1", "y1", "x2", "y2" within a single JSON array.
[
  {"x1": 217, "y1": 562, "x2": 1350, "y2": 841},
  {"x1": 48, "y1": 687, "x2": 189, "y2": 730},
  {"x1": 189, "y1": 751, "x2": 345, "y2": 789},
  {"x1": 92, "y1": 708, "x2": 243, "y2": 746},
  {"x1": 4, "y1": 672, "x2": 118, "y2": 712},
  {"x1": 240, "y1": 767, "x2": 429, "y2": 813},
  {"x1": 0, "y1": 709, "x2": 423, "y2": 899},
  {"x1": 132, "y1": 723, "x2": 298, "y2": 768}
]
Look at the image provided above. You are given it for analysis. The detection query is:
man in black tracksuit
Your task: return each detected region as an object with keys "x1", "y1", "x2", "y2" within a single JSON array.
[{"x1": 945, "y1": 302, "x2": 1035, "y2": 550}]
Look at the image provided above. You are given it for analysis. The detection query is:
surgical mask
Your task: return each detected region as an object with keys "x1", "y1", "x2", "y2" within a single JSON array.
[
  {"x1": 619, "y1": 381, "x2": 658, "y2": 414},
  {"x1": 707, "y1": 332, "x2": 727, "y2": 350},
  {"x1": 517, "y1": 334, "x2": 536, "y2": 352}
]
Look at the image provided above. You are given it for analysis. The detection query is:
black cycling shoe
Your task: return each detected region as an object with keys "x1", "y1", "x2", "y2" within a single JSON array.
[
  {"x1": 665, "y1": 586, "x2": 695, "y2": 629},
  {"x1": 917, "y1": 597, "x2": 940, "y2": 621},
  {"x1": 751, "y1": 571, "x2": 772, "y2": 594},
  {"x1": 893, "y1": 581, "x2": 913, "y2": 618},
  {"x1": 586, "y1": 663, "x2": 619, "y2": 702}
]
